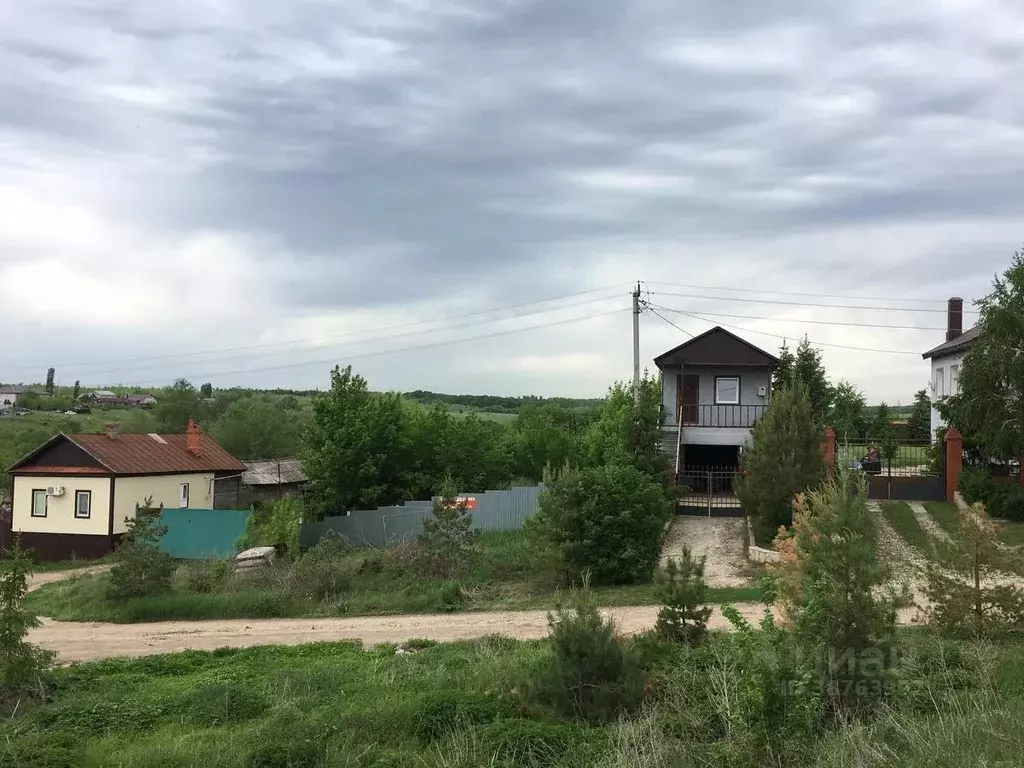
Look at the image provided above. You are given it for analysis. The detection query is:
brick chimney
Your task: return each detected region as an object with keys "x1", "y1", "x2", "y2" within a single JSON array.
[
  {"x1": 186, "y1": 418, "x2": 202, "y2": 457},
  {"x1": 946, "y1": 297, "x2": 964, "y2": 342},
  {"x1": 105, "y1": 422, "x2": 119, "y2": 439}
]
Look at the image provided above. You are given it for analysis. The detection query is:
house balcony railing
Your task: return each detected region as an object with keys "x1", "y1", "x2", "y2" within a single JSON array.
[{"x1": 677, "y1": 404, "x2": 766, "y2": 428}]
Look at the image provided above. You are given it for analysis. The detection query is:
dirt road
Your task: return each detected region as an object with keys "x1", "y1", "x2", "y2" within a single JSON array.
[
  {"x1": 29, "y1": 604, "x2": 769, "y2": 663},
  {"x1": 27, "y1": 565, "x2": 110, "y2": 592}
]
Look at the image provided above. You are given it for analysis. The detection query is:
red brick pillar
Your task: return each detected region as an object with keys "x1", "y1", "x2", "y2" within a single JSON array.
[
  {"x1": 945, "y1": 427, "x2": 963, "y2": 501},
  {"x1": 821, "y1": 426, "x2": 837, "y2": 476}
]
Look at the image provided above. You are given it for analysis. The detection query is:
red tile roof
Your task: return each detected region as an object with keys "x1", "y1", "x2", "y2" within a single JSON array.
[{"x1": 66, "y1": 433, "x2": 246, "y2": 475}]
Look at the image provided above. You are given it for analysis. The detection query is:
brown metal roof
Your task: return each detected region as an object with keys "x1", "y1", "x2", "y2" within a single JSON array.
[
  {"x1": 9, "y1": 432, "x2": 245, "y2": 475},
  {"x1": 654, "y1": 326, "x2": 780, "y2": 368}
]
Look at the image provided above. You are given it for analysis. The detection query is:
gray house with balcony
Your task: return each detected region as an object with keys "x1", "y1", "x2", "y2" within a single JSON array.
[{"x1": 654, "y1": 326, "x2": 778, "y2": 479}]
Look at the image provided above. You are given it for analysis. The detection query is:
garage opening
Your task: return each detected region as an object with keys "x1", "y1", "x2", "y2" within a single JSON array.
[{"x1": 677, "y1": 443, "x2": 743, "y2": 516}]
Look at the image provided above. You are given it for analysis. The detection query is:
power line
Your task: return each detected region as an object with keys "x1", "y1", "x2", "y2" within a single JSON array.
[
  {"x1": 11, "y1": 284, "x2": 631, "y2": 374},
  {"x1": 656, "y1": 306, "x2": 922, "y2": 356},
  {"x1": 649, "y1": 304, "x2": 946, "y2": 331},
  {"x1": 646, "y1": 307, "x2": 694, "y2": 338},
  {"x1": 645, "y1": 281, "x2": 960, "y2": 305},
  {"x1": 7, "y1": 292, "x2": 628, "y2": 380},
  {"x1": 130, "y1": 307, "x2": 628, "y2": 381},
  {"x1": 648, "y1": 290, "x2": 978, "y2": 314}
]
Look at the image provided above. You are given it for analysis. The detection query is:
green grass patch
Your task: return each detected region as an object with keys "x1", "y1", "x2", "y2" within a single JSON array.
[
  {"x1": 4, "y1": 631, "x2": 1024, "y2": 767},
  {"x1": 880, "y1": 501, "x2": 934, "y2": 559},
  {"x1": 922, "y1": 501, "x2": 960, "y2": 538},
  {"x1": 27, "y1": 531, "x2": 761, "y2": 623},
  {"x1": 993, "y1": 522, "x2": 1024, "y2": 548}
]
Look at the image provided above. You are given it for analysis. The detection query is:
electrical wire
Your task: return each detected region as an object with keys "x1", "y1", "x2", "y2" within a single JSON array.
[
  {"x1": 648, "y1": 290, "x2": 977, "y2": 314},
  {"x1": 645, "y1": 281, "x2": 964, "y2": 306},
  {"x1": 649, "y1": 305, "x2": 946, "y2": 331},
  {"x1": 649, "y1": 305, "x2": 922, "y2": 356},
  {"x1": 646, "y1": 307, "x2": 694, "y2": 338}
]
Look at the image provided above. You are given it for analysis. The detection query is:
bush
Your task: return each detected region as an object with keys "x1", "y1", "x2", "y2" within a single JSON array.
[
  {"x1": 959, "y1": 466, "x2": 997, "y2": 505},
  {"x1": 986, "y1": 486, "x2": 1024, "y2": 521},
  {"x1": 0, "y1": 732, "x2": 82, "y2": 768},
  {"x1": 414, "y1": 691, "x2": 511, "y2": 743},
  {"x1": 736, "y1": 382, "x2": 825, "y2": 545},
  {"x1": 526, "y1": 464, "x2": 672, "y2": 586},
  {"x1": 655, "y1": 549, "x2": 712, "y2": 646},
  {"x1": 290, "y1": 537, "x2": 352, "y2": 600},
  {"x1": 106, "y1": 507, "x2": 176, "y2": 600},
  {"x1": 527, "y1": 582, "x2": 646, "y2": 725},
  {"x1": 477, "y1": 720, "x2": 590, "y2": 767},
  {"x1": 0, "y1": 542, "x2": 55, "y2": 712},
  {"x1": 179, "y1": 682, "x2": 269, "y2": 726},
  {"x1": 181, "y1": 559, "x2": 233, "y2": 593},
  {"x1": 237, "y1": 497, "x2": 303, "y2": 559}
]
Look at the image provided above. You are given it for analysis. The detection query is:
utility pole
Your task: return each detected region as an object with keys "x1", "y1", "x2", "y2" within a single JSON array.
[{"x1": 632, "y1": 281, "x2": 641, "y2": 402}]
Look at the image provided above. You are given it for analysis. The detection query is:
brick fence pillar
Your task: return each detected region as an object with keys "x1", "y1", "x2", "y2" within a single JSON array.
[
  {"x1": 821, "y1": 426, "x2": 837, "y2": 476},
  {"x1": 945, "y1": 427, "x2": 963, "y2": 501}
]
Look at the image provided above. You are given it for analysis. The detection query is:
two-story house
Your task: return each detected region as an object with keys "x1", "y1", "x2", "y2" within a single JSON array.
[
  {"x1": 922, "y1": 297, "x2": 979, "y2": 439},
  {"x1": 654, "y1": 326, "x2": 778, "y2": 480}
]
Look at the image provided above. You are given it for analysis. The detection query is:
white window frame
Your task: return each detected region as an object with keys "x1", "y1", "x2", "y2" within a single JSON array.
[
  {"x1": 950, "y1": 364, "x2": 959, "y2": 396},
  {"x1": 74, "y1": 490, "x2": 91, "y2": 519},
  {"x1": 935, "y1": 367, "x2": 945, "y2": 398},
  {"x1": 31, "y1": 489, "x2": 48, "y2": 518},
  {"x1": 179, "y1": 483, "x2": 190, "y2": 508},
  {"x1": 714, "y1": 377, "x2": 741, "y2": 405}
]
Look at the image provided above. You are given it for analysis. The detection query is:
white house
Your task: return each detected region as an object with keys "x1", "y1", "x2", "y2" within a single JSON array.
[
  {"x1": 0, "y1": 385, "x2": 27, "y2": 410},
  {"x1": 922, "y1": 297, "x2": 979, "y2": 438}
]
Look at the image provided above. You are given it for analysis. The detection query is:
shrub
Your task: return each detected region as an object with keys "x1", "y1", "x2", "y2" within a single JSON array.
[
  {"x1": 526, "y1": 464, "x2": 672, "y2": 586},
  {"x1": 527, "y1": 581, "x2": 646, "y2": 725},
  {"x1": 655, "y1": 548, "x2": 712, "y2": 646},
  {"x1": 106, "y1": 505, "x2": 176, "y2": 600},
  {"x1": 179, "y1": 682, "x2": 270, "y2": 726},
  {"x1": 236, "y1": 497, "x2": 304, "y2": 559},
  {"x1": 0, "y1": 732, "x2": 82, "y2": 768},
  {"x1": 736, "y1": 381, "x2": 825, "y2": 545},
  {"x1": 986, "y1": 486, "x2": 1024, "y2": 521},
  {"x1": 959, "y1": 466, "x2": 997, "y2": 505},
  {"x1": 290, "y1": 537, "x2": 352, "y2": 600},
  {"x1": 478, "y1": 720, "x2": 590, "y2": 767},
  {"x1": 414, "y1": 691, "x2": 511, "y2": 743},
  {"x1": 418, "y1": 481, "x2": 480, "y2": 578},
  {"x1": 181, "y1": 559, "x2": 233, "y2": 593},
  {"x1": 0, "y1": 542, "x2": 55, "y2": 712}
]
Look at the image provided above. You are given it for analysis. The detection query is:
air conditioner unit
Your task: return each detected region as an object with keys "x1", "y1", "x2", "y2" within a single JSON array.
[
  {"x1": 757, "y1": 386, "x2": 768, "y2": 397},
  {"x1": 46, "y1": 486, "x2": 65, "y2": 497}
]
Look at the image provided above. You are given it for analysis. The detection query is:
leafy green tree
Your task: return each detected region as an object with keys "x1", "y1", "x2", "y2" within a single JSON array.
[
  {"x1": 200, "y1": 382, "x2": 213, "y2": 398},
  {"x1": 0, "y1": 543, "x2": 54, "y2": 711},
  {"x1": 907, "y1": 389, "x2": 932, "y2": 442},
  {"x1": 942, "y1": 247, "x2": 1024, "y2": 460},
  {"x1": 301, "y1": 365, "x2": 409, "y2": 514},
  {"x1": 505, "y1": 403, "x2": 587, "y2": 481},
  {"x1": 655, "y1": 548, "x2": 712, "y2": 645},
  {"x1": 774, "y1": 337, "x2": 832, "y2": 424},
  {"x1": 829, "y1": 380, "x2": 867, "y2": 440},
  {"x1": 44, "y1": 368, "x2": 55, "y2": 396},
  {"x1": 584, "y1": 372, "x2": 665, "y2": 479},
  {"x1": 737, "y1": 382, "x2": 826, "y2": 545},
  {"x1": 210, "y1": 395, "x2": 307, "y2": 460},
  {"x1": 72, "y1": 380, "x2": 80, "y2": 400},
  {"x1": 526, "y1": 463, "x2": 672, "y2": 586},
  {"x1": 106, "y1": 504, "x2": 176, "y2": 599},
  {"x1": 153, "y1": 378, "x2": 203, "y2": 432}
]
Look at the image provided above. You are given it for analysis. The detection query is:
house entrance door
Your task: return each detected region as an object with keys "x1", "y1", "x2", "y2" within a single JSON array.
[{"x1": 678, "y1": 374, "x2": 700, "y2": 425}]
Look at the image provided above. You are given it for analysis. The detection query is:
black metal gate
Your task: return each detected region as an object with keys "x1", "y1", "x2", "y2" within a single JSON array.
[
  {"x1": 676, "y1": 465, "x2": 745, "y2": 517},
  {"x1": 837, "y1": 440, "x2": 945, "y2": 501}
]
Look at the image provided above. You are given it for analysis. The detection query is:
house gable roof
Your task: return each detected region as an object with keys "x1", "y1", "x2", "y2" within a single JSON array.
[
  {"x1": 922, "y1": 325, "x2": 981, "y2": 360},
  {"x1": 654, "y1": 326, "x2": 780, "y2": 369},
  {"x1": 9, "y1": 432, "x2": 246, "y2": 475}
]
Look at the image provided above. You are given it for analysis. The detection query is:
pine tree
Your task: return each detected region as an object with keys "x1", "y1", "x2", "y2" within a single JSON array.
[
  {"x1": 72, "y1": 380, "x2": 81, "y2": 400},
  {"x1": 907, "y1": 389, "x2": 931, "y2": 442},
  {"x1": 0, "y1": 543, "x2": 54, "y2": 709},
  {"x1": 737, "y1": 381, "x2": 825, "y2": 545},
  {"x1": 655, "y1": 547, "x2": 712, "y2": 645},
  {"x1": 418, "y1": 480, "x2": 480, "y2": 578},
  {"x1": 44, "y1": 367, "x2": 55, "y2": 396}
]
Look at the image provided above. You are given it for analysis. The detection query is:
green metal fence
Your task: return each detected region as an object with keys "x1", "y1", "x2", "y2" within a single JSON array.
[{"x1": 158, "y1": 507, "x2": 251, "y2": 559}]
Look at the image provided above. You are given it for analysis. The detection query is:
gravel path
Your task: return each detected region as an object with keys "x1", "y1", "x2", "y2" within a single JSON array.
[
  {"x1": 660, "y1": 516, "x2": 752, "y2": 587},
  {"x1": 908, "y1": 501, "x2": 950, "y2": 542}
]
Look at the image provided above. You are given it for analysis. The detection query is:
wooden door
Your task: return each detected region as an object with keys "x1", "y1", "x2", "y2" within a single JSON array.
[{"x1": 677, "y1": 374, "x2": 700, "y2": 424}]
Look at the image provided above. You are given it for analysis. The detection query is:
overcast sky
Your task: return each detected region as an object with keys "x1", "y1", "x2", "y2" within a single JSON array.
[{"x1": 2, "y1": 1, "x2": 1022, "y2": 403}]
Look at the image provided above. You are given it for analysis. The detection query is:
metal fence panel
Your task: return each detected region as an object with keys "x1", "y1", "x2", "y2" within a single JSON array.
[
  {"x1": 159, "y1": 507, "x2": 252, "y2": 559},
  {"x1": 301, "y1": 485, "x2": 545, "y2": 549}
]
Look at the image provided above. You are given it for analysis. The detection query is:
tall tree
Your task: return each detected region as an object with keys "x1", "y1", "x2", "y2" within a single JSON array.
[
  {"x1": 152, "y1": 378, "x2": 202, "y2": 433},
  {"x1": 72, "y1": 380, "x2": 80, "y2": 400},
  {"x1": 907, "y1": 389, "x2": 932, "y2": 442},
  {"x1": 774, "y1": 337, "x2": 832, "y2": 423},
  {"x1": 829, "y1": 380, "x2": 867, "y2": 441},
  {"x1": 584, "y1": 372, "x2": 665, "y2": 479},
  {"x1": 943, "y1": 247, "x2": 1024, "y2": 460},
  {"x1": 736, "y1": 381, "x2": 826, "y2": 544},
  {"x1": 301, "y1": 365, "x2": 409, "y2": 514},
  {"x1": 44, "y1": 368, "x2": 55, "y2": 396},
  {"x1": 210, "y1": 395, "x2": 307, "y2": 460},
  {"x1": 200, "y1": 382, "x2": 213, "y2": 398}
]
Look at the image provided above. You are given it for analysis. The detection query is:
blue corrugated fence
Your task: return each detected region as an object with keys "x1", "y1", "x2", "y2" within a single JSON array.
[{"x1": 159, "y1": 507, "x2": 252, "y2": 559}]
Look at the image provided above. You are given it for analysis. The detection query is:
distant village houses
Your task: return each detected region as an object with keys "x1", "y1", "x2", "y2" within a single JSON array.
[{"x1": 81, "y1": 390, "x2": 158, "y2": 409}]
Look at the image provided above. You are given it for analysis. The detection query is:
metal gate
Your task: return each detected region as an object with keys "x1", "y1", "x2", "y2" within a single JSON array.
[
  {"x1": 837, "y1": 440, "x2": 945, "y2": 501},
  {"x1": 676, "y1": 465, "x2": 745, "y2": 517}
]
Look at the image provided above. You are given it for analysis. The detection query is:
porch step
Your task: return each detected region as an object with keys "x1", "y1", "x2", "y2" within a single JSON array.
[{"x1": 658, "y1": 432, "x2": 678, "y2": 458}]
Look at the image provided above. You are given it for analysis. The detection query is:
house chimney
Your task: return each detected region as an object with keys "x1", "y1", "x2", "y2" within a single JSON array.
[
  {"x1": 186, "y1": 418, "x2": 202, "y2": 457},
  {"x1": 105, "y1": 422, "x2": 119, "y2": 439},
  {"x1": 946, "y1": 297, "x2": 964, "y2": 343}
]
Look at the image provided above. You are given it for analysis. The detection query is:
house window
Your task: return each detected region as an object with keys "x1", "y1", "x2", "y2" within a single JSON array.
[
  {"x1": 950, "y1": 365, "x2": 959, "y2": 395},
  {"x1": 935, "y1": 367, "x2": 945, "y2": 398},
  {"x1": 75, "y1": 490, "x2": 91, "y2": 519},
  {"x1": 179, "y1": 483, "x2": 189, "y2": 508},
  {"x1": 715, "y1": 377, "x2": 740, "y2": 405},
  {"x1": 31, "y1": 489, "x2": 48, "y2": 518}
]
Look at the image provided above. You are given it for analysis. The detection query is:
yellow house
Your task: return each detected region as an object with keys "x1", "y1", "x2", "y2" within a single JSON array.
[{"x1": 7, "y1": 420, "x2": 245, "y2": 561}]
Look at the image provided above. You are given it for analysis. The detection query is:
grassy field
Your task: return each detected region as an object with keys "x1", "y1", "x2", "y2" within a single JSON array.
[
  {"x1": 880, "y1": 501, "x2": 935, "y2": 559},
  {"x1": 922, "y1": 501, "x2": 960, "y2": 538},
  {"x1": 27, "y1": 532, "x2": 761, "y2": 623},
  {"x1": 3, "y1": 631, "x2": 1024, "y2": 767}
]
